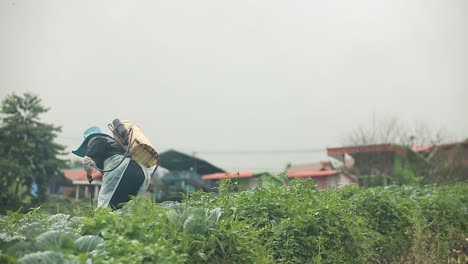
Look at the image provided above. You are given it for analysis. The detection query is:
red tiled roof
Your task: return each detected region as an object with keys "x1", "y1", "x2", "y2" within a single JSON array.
[
  {"x1": 201, "y1": 172, "x2": 255, "y2": 180},
  {"x1": 287, "y1": 170, "x2": 337, "y2": 178},
  {"x1": 201, "y1": 170, "x2": 340, "y2": 180},
  {"x1": 436, "y1": 141, "x2": 468, "y2": 149},
  {"x1": 64, "y1": 170, "x2": 102, "y2": 181},
  {"x1": 411, "y1": 145, "x2": 433, "y2": 152}
]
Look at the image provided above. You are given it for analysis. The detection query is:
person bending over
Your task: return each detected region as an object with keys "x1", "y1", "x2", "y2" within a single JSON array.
[{"x1": 72, "y1": 126, "x2": 150, "y2": 210}]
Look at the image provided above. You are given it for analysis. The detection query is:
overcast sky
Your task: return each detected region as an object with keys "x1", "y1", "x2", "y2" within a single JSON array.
[{"x1": 1, "y1": 0, "x2": 467, "y2": 172}]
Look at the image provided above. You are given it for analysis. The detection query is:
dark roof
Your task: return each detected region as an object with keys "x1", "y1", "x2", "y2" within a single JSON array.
[{"x1": 159, "y1": 149, "x2": 225, "y2": 175}]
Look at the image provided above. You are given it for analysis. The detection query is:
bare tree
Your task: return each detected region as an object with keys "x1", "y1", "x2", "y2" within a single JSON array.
[{"x1": 343, "y1": 115, "x2": 447, "y2": 147}]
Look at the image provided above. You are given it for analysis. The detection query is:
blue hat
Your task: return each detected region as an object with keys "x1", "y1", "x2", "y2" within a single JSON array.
[{"x1": 72, "y1": 126, "x2": 113, "y2": 157}]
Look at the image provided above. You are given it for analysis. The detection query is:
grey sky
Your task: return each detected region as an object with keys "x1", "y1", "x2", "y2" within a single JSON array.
[{"x1": 1, "y1": 0, "x2": 467, "y2": 172}]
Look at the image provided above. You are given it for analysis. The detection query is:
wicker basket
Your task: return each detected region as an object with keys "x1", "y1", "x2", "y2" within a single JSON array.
[{"x1": 112, "y1": 120, "x2": 159, "y2": 168}]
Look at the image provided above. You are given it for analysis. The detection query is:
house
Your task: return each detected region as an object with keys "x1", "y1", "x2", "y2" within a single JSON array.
[
  {"x1": 155, "y1": 149, "x2": 225, "y2": 201},
  {"x1": 286, "y1": 161, "x2": 357, "y2": 189},
  {"x1": 201, "y1": 162, "x2": 357, "y2": 191},
  {"x1": 286, "y1": 161, "x2": 334, "y2": 172},
  {"x1": 327, "y1": 144, "x2": 409, "y2": 176},
  {"x1": 201, "y1": 172, "x2": 257, "y2": 191},
  {"x1": 61, "y1": 169, "x2": 102, "y2": 200},
  {"x1": 286, "y1": 170, "x2": 357, "y2": 189},
  {"x1": 411, "y1": 140, "x2": 468, "y2": 184},
  {"x1": 327, "y1": 141, "x2": 468, "y2": 186},
  {"x1": 327, "y1": 144, "x2": 424, "y2": 187},
  {"x1": 326, "y1": 144, "x2": 420, "y2": 186},
  {"x1": 412, "y1": 140, "x2": 468, "y2": 166}
]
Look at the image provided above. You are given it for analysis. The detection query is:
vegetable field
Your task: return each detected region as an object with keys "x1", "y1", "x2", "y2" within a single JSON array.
[{"x1": 1, "y1": 179, "x2": 467, "y2": 263}]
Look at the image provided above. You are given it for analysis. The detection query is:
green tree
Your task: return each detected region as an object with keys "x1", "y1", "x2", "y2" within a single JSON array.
[{"x1": 0, "y1": 93, "x2": 67, "y2": 212}]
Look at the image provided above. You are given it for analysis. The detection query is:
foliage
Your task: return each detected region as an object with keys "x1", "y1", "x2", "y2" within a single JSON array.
[
  {"x1": 0, "y1": 180, "x2": 467, "y2": 263},
  {"x1": 392, "y1": 154, "x2": 421, "y2": 186},
  {"x1": 0, "y1": 93, "x2": 67, "y2": 213},
  {"x1": 37, "y1": 194, "x2": 90, "y2": 216}
]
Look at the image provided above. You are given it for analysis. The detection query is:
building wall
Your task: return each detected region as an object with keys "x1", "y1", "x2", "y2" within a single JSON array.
[
  {"x1": 326, "y1": 175, "x2": 337, "y2": 187},
  {"x1": 353, "y1": 151, "x2": 395, "y2": 176},
  {"x1": 336, "y1": 174, "x2": 356, "y2": 188},
  {"x1": 316, "y1": 177, "x2": 327, "y2": 189},
  {"x1": 247, "y1": 178, "x2": 260, "y2": 189}
]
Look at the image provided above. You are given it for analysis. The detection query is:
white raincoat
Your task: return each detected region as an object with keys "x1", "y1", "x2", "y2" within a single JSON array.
[{"x1": 97, "y1": 154, "x2": 151, "y2": 208}]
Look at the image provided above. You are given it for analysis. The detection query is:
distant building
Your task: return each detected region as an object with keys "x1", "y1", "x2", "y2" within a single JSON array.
[
  {"x1": 201, "y1": 172, "x2": 257, "y2": 191},
  {"x1": 412, "y1": 141, "x2": 468, "y2": 167},
  {"x1": 286, "y1": 170, "x2": 357, "y2": 189},
  {"x1": 327, "y1": 141, "x2": 468, "y2": 186},
  {"x1": 286, "y1": 161, "x2": 357, "y2": 189},
  {"x1": 202, "y1": 162, "x2": 357, "y2": 190},
  {"x1": 286, "y1": 161, "x2": 334, "y2": 172},
  {"x1": 156, "y1": 149, "x2": 225, "y2": 201},
  {"x1": 412, "y1": 140, "x2": 468, "y2": 184},
  {"x1": 54, "y1": 169, "x2": 102, "y2": 200},
  {"x1": 327, "y1": 144, "x2": 409, "y2": 177}
]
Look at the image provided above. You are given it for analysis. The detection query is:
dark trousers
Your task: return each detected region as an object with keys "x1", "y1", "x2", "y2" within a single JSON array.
[{"x1": 109, "y1": 160, "x2": 145, "y2": 210}]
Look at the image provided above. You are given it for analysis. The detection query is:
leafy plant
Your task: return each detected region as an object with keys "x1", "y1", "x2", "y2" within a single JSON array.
[{"x1": 0, "y1": 179, "x2": 467, "y2": 263}]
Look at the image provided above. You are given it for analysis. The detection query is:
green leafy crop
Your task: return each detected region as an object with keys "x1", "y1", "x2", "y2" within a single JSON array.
[{"x1": 0, "y1": 179, "x2": 467, "y2": 263}]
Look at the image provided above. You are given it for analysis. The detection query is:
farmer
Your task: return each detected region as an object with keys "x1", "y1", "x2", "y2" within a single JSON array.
[{"x1": 72, "y1": 126, "x2": 151, "y2": 210}]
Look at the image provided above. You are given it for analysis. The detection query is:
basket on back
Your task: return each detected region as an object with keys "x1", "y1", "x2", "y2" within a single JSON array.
[{"x1": 109, "y1": 119, "x2": 159, "y2": 168}]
